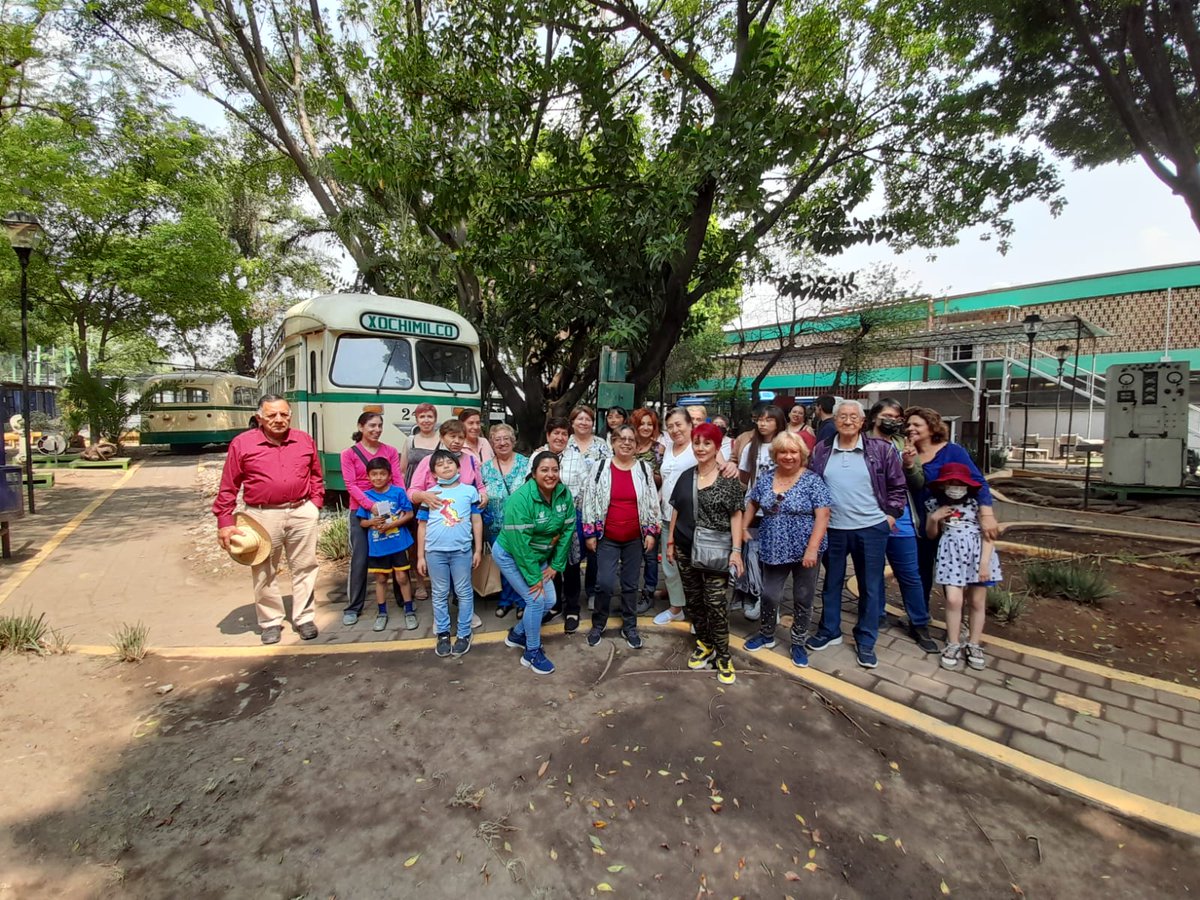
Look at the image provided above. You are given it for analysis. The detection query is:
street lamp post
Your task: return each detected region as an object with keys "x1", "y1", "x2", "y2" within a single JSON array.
[
  {"x1": 3, "y1": 211, "x2": 45, "y2": 515},
  {"x1": 1053, "y1": 343, "x2": 1068, "y2": 463},
  {"x1": 1020, "y1": 313, "x2": 1042, "y2": 467}
]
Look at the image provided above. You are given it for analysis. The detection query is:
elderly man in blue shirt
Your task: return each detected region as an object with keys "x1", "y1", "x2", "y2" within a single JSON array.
[{"x1": 805, "y1": 399, "x2": 908, "y2": 668}]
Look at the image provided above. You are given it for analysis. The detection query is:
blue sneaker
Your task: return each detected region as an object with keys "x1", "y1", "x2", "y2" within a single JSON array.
[
  {"x1": 806, "y1": 632, "x2": 843, "y2": 652},
  {"x1": 504, "y1": 628, "x2": 527, "y2": 649},
  {"x1": 791, "y1": 643, "x2": 809, "y2": 668},
  {"x1": 521, "y1": 647, "x2": 555, "y2": 675},
  {"x1": 856, "y1": 646, "x2": 878, "y2": 669},
  {"x1": 743, "y1": 634, "x2": 776, "y2": 652}
]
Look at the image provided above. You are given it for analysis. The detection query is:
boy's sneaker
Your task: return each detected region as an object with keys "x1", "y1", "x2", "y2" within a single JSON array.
[
  {"x1": 373, "y1": 614, "x2": 388, "y2": 632},
  {"x1": 791, "y1": 643, "x2": 809, "y2": 668},
  {"x1": 451, "y1": 634, "x2": 472, "y2": 657},
  {"x1": 586, "y1": 626, "x2": 604, "y2": 647},
  {"x1": 743, "y1": 634, "x2": 775, "y2": 652},
  {"x1": 504, "y1": 628, "x2": 527, "y2": 649},
  {"x1": 622, "y1": 628, "x2": 643, "y2": 650},
  {"x1": 856, "y1": 646, "x2": 878, "y2": 669},
  {"x1": 405, "y1": 612, "x2": 419, "y2": 631},
  {"x1": 342, "y1": 610, "x2": 359, "y2": 627},
  {"x1": 715, "y1": 657, "x2": 736, "y2": 685},
  {"x1": 435, "y1": 633, "x2": 452, "y2": 657},
  {"x1": 687, "y1": 640, "x2": 716, "y2": 670},
  {"x1": 941, "y1": 642, "x2": 963, "y2": 670},
  {"x1": 806, "y1": 632, "x2": 842, "y2": 652},
  {"x1": 653, "y1": 608, "x2": 685, "y2": 625},
  {"x1": 521, "y1": 647, "x2": 555, "y2": 675},
  {"x1": 964, "y1": 642, "x2": 986, "y2": 670}
]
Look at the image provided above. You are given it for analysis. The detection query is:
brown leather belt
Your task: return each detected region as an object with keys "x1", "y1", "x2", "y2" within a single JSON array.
[{"x1": 248, "y1": 500, "x2": 308, "y2": 510}]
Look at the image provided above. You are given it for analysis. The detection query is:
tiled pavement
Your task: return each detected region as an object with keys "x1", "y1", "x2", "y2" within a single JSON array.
[{"x1": 724, "y1": 593, "x2": 1200, "y2": 815}]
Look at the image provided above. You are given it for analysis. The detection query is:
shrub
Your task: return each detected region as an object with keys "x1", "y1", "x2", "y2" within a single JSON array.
[
  {"x1": 1023, "y1": 559, "x2": 1113, "y2": 605},
  {"x1": 317, "y1": 510, "x2": 351, "y2": 560},
  {"x1": 0, "y1": 610, "x2": 49, "y2": 653},
  {"x1": 986, "y1": 587, "x2": 1029, "y2": 623},
  {"x1": 111, "y1": 621, "x2": 149, "y2": 662},
  {"x1": 989, "y1": 448, "x2": 1009, "y2": 470}
]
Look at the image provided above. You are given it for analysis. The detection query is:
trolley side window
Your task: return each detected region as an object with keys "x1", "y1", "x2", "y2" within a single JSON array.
[
  {"x1": 152, "y1": 387, "x2": 210, "y2": 404},
  {"x1": 330, "y1": 335, "x2": 414, "y2": 389},
  {"x1": 415, "y1": 341, "x2": 477, "y2": 393},
  {"x1": 233, "y1": 387, "x2": 257, "y2": 407}
]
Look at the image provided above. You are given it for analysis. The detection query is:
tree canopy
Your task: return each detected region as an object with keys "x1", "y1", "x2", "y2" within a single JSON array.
[{"x1": 88, "y1": 0, "x2": 1062, "y2": 439}]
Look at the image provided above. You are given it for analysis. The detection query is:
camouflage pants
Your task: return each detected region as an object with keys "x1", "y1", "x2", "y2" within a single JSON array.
[{"x1": 675, "y1": 552, "x2": 731, "y2": 661}]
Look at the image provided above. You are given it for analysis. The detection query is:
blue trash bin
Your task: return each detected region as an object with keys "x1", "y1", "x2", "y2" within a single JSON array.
[{"x1": 0, "y1": 466, "x2": 25, "y2": 519}]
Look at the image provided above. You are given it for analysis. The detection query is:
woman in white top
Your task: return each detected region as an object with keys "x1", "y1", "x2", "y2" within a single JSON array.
[
  {"x1": 652, "y1": 408, "x2": 698, "y2": 624},
  {"x1": 559, "y1": 405, "x2": 612, "y2": 633}
]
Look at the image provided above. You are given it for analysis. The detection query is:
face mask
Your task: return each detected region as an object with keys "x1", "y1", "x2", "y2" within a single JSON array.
[
  {"x1": 944, "y1": 485, "x2": 968, "y2": 500},
  {"x1": 878, "y1": 419, "x2": 906, "y2": 437},
  {"x1": 436, "y1": 475, "x2": 458, "y2": 486}
]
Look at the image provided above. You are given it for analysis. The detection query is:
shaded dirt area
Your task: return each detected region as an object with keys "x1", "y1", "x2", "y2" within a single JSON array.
[
  {"x1": 998, "y1": 475, "x2": 1200, "y2": 523},
  {"x1": 3, "y1": 644, "x2": 1199, "y2": 899},
  {"x1": 987, "y1": 528, "x2": 1200, "y2": 685}
]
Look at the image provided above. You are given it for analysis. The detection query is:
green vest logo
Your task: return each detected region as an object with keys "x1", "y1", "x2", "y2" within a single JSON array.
[{"x1": 361, "y1": 313, "x2": 459, "y2": 340}]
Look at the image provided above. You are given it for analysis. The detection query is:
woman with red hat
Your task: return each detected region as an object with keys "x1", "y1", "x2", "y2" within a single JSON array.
[{"x1": 924, "y1": 462, "x2": 1002, "y2": 672}]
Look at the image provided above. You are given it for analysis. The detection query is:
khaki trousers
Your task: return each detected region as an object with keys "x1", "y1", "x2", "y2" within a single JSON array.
[{"x1": 247, "y1": 501, "x2": 321, "y2": 628}]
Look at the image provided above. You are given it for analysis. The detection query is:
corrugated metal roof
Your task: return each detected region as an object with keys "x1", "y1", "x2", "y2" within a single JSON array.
[{"x1": 858, "y1": 379, "x2": 964, "y2": 393}]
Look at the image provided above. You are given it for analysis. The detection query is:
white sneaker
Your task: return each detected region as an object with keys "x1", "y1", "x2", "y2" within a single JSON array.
[
  {"x1": 653, "y1": 608, "x2": 685, "y2": 625},
  {"x1": 471, "y1": 613, "x2": 483, "y2": 630},
  {"x1": 743, "y1": 600, "x2": 761, "y2": 621}
]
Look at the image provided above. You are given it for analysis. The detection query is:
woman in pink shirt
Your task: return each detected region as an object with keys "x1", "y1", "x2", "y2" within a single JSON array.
[
  {"x1": 340, "y1": 410, "x2": 405, "y2": 626},
  {"x1": 459, "y1": 408, "x2": 494, "y2": 466}
]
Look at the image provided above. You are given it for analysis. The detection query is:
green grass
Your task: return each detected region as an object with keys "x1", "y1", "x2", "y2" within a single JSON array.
[
  {"x1": 317, "y1": 510, "x2": 351, "y2": 561},
  {"x1": 111, "y1": 621, "x2": 149, "y2": 662},
  {"x1": 986, "y1": 587, "x2": 1029, "y2": 623},
  {"x1": 0, "y1": 610, "x2": 49, "y2": 653},
  {"x1": 1023, "y1": 559, "x2": 1114, "y2": 606}
]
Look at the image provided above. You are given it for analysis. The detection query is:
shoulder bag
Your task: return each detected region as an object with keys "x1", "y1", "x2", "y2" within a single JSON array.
[{"x1": 690, "y1": 469, "x2": 733, "y2": 573}]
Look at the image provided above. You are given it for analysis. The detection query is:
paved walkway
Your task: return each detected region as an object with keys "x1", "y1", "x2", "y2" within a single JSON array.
[{"x1": 2, "y1": 455, "x2": 1199, "y2": 833}]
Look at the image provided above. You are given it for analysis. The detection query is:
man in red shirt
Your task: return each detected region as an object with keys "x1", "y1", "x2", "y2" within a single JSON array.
[{"x1": 213, "y1": 395, "x2": 325, "y2": 644}]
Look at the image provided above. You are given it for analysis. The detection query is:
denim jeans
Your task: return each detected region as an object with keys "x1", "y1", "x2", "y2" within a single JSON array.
[
  {"x1": 886, "y1": 534, "x2": 930, "y2": 628},
  {"x1": 816, "y1": 521, "x2": 890, "y2": 651},
  {"x1": 492, "y1": 539, "x2": 525, "y2": 609},
  {"x1": 659, "y1": 518, "x2": 685, "y2": 607},
  {"x1": 642, "y1": 543, "x2": 658, "y2": 593},
  {"x1": 592, "y1": 537, "x2": 642, "y2": 632},
  {"x1": 493, "y1": 541, "x2": 557, "y2": 651},
  {"x1": 427, "y1": 549, "x2": 474, "y2": 636}
]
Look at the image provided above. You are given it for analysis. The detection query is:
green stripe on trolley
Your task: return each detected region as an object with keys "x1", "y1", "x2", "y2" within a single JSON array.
[
  {"x1": 287, "y1": 390, "x2": 480, "y2": 407},
  {"x1": 140, "y1": 429, "x2": 247, "y2": 444}
]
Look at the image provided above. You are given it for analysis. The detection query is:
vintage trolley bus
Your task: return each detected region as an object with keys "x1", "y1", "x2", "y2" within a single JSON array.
[
  {"x1": 139, "y1": 371, "x2": 259, "y2": 449},
  {"x1": 259, "y1": 294, "x2": 482, "y2": 490}
]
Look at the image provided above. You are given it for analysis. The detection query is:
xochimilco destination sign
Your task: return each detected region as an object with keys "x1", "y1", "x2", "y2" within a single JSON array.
[{"x1": 360, "y1": 312, "x2": 460, "y2": 340}]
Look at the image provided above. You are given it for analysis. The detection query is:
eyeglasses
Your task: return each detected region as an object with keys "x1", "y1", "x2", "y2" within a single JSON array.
[
  {"x1": 835, "y1": 415, "x2": 863, "y2": 422},
  {"x1": 615, "y1": 437, "x2": 635, "y2": 444}
]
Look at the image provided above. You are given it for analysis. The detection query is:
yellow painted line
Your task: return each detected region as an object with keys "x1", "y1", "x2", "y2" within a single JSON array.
[
  {"x1": 0, "y1": 462, "x2": 143, "y2": 608},
  {"x1": 650, "y1": 621, "x2": 1200, "y2": 840},
  {"x1": 73, "y1": 629, "x2": 513, "y2": 658}
]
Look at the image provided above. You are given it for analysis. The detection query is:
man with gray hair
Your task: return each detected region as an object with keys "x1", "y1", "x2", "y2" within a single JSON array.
[
  {"x1": 805, "y1": 398, "x2": 907, "y2": 668},
  {"x1": 213, "y1": 395, "x2": 325, "y2": 644}
]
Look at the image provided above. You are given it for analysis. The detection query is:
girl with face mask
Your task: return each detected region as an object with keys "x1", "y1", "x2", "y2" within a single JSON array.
[{"x1": 924, "y1": 462, "x2": 1002, "y2": 674}]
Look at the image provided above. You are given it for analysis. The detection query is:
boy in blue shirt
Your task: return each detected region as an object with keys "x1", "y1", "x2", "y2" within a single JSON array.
[
  {"x1": 356, "y1": 458, "x2": 417, "y2": 632},
  {"x1": 416, "y1": 449, "x2": 483, "y2": 658}
]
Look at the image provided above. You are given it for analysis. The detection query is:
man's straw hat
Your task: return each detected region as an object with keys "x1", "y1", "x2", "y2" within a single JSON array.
[{"x1": 228, "y1": 512, "x2": 273, "y2": 566}]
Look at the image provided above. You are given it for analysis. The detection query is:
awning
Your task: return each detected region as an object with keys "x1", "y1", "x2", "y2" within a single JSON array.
[{"x1": 858, "y1": 379, "x2": 965, "y2": 393}]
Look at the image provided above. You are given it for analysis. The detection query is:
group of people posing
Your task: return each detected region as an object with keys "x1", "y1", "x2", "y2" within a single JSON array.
[{"x1": 216, "y1": 395, "x2": 1000, "y2": 683}]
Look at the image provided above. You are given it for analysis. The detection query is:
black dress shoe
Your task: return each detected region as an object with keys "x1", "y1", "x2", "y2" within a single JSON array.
[
  {"x1": 261, "y1": 625, "x2": 282, "y2": 645},
  {"x1": 297, "y1": 622, "x2": 319, "y2": 641}
]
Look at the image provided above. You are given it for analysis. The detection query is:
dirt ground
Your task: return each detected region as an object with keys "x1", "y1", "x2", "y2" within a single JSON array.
[
  {"x1": 998, "y1": 475, "x2": 1200, "y2": 523},
  {"x1": 3, "y1": 644, "x2": 1199, "y2": 900},
  {"x1": 983, "y1": 527, "x2": 1200, "y2": 685}
]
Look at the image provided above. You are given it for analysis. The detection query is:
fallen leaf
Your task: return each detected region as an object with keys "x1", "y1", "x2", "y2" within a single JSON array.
[
  {"x1": 940, "y1": 880, "x2": 951, "y2": 895},
  {"x1": 607, "y1": 864, "x2": 625, "y2": 873},
  {"x1": 710, "y1": 804, "x2": 723, "y2": 813},
  {"x1": 808, "y1": 848, "x2": 816, "y2": 860},
  {"x1": 889, "y1": 761, "x2": 900, "y2": 771},
  {"x1": 589, "y1": 835, "x2": 604, "y2": 849},
  {"x1": 795, "y1": 814, "x2": 806, "y2": 825},
  {"x1": 597, "y1": 883, "x2": 614, "y2": 892},
  {"x1": 785, "y1": 871, "x2": 801, "y2": 882},
  {"x1": 713, "y1": 843, "x2": 722, "y2": 854},
  {"x1": 804, "y1": 862, "x2": 820, "y2": 872},
  {"x1": 712, "y1": 741, "x2": 723, "y2": 747},
  {"x1": 549, "y1": 848, "x2": 558, "y2": 861},
  {"x1": 538, "y1": 760, "x2": 551, "y2": 778},
  {"x1": 874, "y1": 780, "x2": 883, "y2": 792},
  {"x1": 872, "y1": 833, "x2": 889, "y2": 842},
  {"x1": 594, "y1": 820, "x2": 608, "y2": 829},
  {"x1": 780, "y1": 782, "x2": 789, "y2": 794},
  {"x1": 404, "y1": 854, "x2": 420, "y2": 868},
  {"x1": 581, "y1": 736, "x2": 590, "y2": 744}
]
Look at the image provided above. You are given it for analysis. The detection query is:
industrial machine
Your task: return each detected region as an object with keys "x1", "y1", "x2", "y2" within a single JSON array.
[{"x1": 1102, "y1": 361, "x2": 1190, "y2": 487}]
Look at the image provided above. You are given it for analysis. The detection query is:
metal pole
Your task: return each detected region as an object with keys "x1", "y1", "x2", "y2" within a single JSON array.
[
  {"x1": 18, "y1": 252, "x2": 35, "y2": 513},
  {"x1": 1083, "y1": 450, "x2": 1093, "y2": 510},
  {"x1": 1066, "y1": 316, "x2": 1080, "y2": 454},
  {"x1": 1022, "y1": 335, "x2": 1035, "y2": 467},
  {"x1": 1086, "y1": 337, "x2": 1098, "y2": 439},
  {"x1": 1053, "y1": 359, "x2": 1063, "y2": 463},
  {"x1": 1163, "y1": 286, "x2": 1173, "y2": 361}
]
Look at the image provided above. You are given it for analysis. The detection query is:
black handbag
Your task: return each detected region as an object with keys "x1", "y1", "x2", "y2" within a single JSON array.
[{"x1": 690, "y1": 469, "x2": 733, "y2": 573}]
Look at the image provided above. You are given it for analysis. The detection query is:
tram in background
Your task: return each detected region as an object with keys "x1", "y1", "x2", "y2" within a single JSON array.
[
  {"x1": 139, "y1": 371, "x2": 259, "y2": 450},
  {"x1": 259, "y1": 294, "x2": 482, "y2": 491}
]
